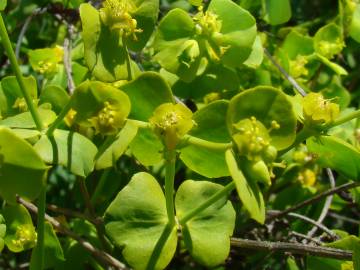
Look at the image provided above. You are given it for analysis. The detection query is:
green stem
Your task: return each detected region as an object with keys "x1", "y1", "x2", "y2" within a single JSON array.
[
  {"x1": 179, "y1": 182, "x2": 235, "y2": 226},
  {"x1": 183, "y1": 135, "x2": 233, "y2": 151},
  {"x1": 164, "y1": 148, "x2": 176, "y2": 226},
  {"x1": 91, "y1": 168, "x2": 111, "y2": 205},
  {"x1": 36, "y1": 186, "x2": 46, "y2": 270},
  {"x1": 46, "y1": 99, "x2": 73, "y2": 136},
  {"x1": 123, "y1": 37, "x2": 133, "y2": 81},
  {"x1": 326, "y1": 109, "x2": 360, "y2": 129},
  {"x1": 278, "y1": 127, "x2": 314, "y2": 157},
  {"x1": 0, "y1": 14, "x2": 44, "y2": 131}
]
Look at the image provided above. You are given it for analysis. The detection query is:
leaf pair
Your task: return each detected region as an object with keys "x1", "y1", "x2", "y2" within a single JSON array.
[{"x1": 104, "y1": 172, "x2": 235, "y2": 270}]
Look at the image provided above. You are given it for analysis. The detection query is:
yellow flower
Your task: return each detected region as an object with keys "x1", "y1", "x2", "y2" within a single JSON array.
[
  {"x1": 11, "y1": 224, "x2": 37, "y2": 251},
  {"x1": 150, "y1": 103, "x2": 195, "y2": 149},
  {"x1": 302, "y1": 92, "x2": 340, "y2": 125}
]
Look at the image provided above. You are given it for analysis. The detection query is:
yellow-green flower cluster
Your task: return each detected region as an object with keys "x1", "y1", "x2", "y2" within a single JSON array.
[
  {"x1": 317, "y1": 38, "x2": 345, "y2": 59},
  {"x1": 150, "y1": 103, "x2": 195, "y2": 149},
  {"x1": 100, "y1": 0, "x2": 142, "y2": 40},
  {"x1": 90, "y1": 101, "x2": 127, "y2": 135},
  {"x1": 302, "y1": 92, "x2": 340, "y2": 125},
  {"x1": 11, "y1": 224, "x2": 37, "y2": 251}
]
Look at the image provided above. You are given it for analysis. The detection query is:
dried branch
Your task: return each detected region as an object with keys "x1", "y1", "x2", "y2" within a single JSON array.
[
  {"x1": 266, "y1": 182, "x2": 360, "y2": 222},
  {"x1": 274, "y1": 211, "x2": 339, "y2": 240},
  {"x1": 289, "y1": 231, "x2": 323, "y2": 245},
  {"x1": 328, "y1": 212, "x2": 360, "y2": 225},
  {"x1": 307, "y1": 168, "x2": 336, "y2": 239},
  {"x1": 63, "y1": 25, "x2": 75, "y2": 94},
  {"x1": 16, "y1": 195, "x2": 128, "y2": 270},
  {"x1": 264, "y1": 48, "x2": 307, "y2": 97},
  {"x1": 230, "y1": 238, "x2": 352, "y2": 260}
]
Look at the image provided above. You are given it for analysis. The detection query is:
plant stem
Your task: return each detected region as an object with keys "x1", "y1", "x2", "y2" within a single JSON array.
[
  {"x1": 123, "y1": 37, "x2": 133, "y2": 81},
  {"x1": 36, "y1": 187, "x2": 46, "y2": 270},
  {"x1": 326, "y1": 109, "x2": 360, "y2": 129},
  {"x1": 46, "y1": 99, "x2": 73, "y2": 136},
  {"x1": 91, "y1": 168, "x2": 111, "y2": 205},
  {"x1": 179, "y1": 182, "x2": 235, "y2": 225},
  {"x1": 183, "y1": 135, "x2": 232, "y2": 151},
  {"x1": 230, "y1": 238, "x2": 352, "y2": 260},
  {"x1": 0, "y1": 14, "x2": 44, "y2": 131},
  {"x1": 16, "y1": 196, "x2": 128, "y2": 270},
  {"x1": 278, "y1": 127, "x2": 314, "y2": 156},
  {"x1": 79, "y1": 177, "x2": 111, "y2": 252},
  {"x1": 164, "y1": 149, "x2": 176, "y2": 226}
]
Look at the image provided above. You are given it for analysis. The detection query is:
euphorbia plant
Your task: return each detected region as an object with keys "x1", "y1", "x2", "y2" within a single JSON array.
[{"x1": 1, "y1": 0, "x2": 360, "y2": 269}]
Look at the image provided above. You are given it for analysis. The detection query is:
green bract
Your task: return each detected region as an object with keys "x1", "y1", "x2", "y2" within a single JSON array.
[
  {"x1": 314, "y1": 23, "x2": 345, "y2": 59},
  {"x1": 154, "y1": 0, "x2": 257, "y2": 82},
  {"x1": 66, "y1": 80, "x2": 131, "y2": 135},
  {"x1": 0, "y1": 128, "x2": 47, "y2": 203},
  {"x1": 150, "y1": 103, "x2": 194, "y2": 149}
]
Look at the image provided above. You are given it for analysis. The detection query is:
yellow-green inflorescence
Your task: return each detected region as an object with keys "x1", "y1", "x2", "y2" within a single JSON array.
[
  {"x1": 317, "y1": 38, "x2": 345, "y2": 59},
  {"x1": 302, "y1": 92, "x2": 340, "y2": 126},
  {"x1": 11, "y1": 224, "x2": 37, "y2": 251},
  {"x1": 99, "y1": 0, "x2": 142, "y2": 40},
  {"x1": 150, "y1": 103, "x2": 195, "y2": 150},
  {"x1": 12, "y1": 97, "x2": 39, "y2": 113},
  {"x1": 232, "y1": 117, "x2": 280, "y2": 186},
  {"x1": 193, "y1": 6, "x2": 228, "y2": 61},
  {"x1": 90, "y1": 101, "x2": 127, "y2": 135}
]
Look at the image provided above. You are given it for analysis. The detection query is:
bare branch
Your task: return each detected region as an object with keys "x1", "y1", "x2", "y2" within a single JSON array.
[
  {"x1": 307, "y1": 168, "x2": 336, "y2": 239},
  {"x1": 276, "y1": 211, "x2": 338, "y2": 240},
  {"x1": 266, "y1": 182, "x2": 360, "y2": 222},
  {"x1": 328, "y1": 212, "x2": 360, "y2": 225},
  {"x1": 16, "y1": 195, "x2": 128, "y2": 270},
  {"x1": 63, "y1": 25, "x2": 75, "y2": 94},
  {"x1": 231, "y1": 238, "x2": 352, "y2": 260},
  {"x1": 263, "y1": 48, "x2": 307, "y2": 97},
  {"x1": 289, "y1": 231, "x2": 323, "y2": 245}
]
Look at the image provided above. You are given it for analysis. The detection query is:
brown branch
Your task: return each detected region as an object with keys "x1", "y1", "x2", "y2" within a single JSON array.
[
  {"x1": 289, "y1": 231, "x2": 323, "y2": 245},
  {"x1": 266, "y1": 182, "x2": 360, "y2": 222},
  {"x1": 231, "y1": 238, "x2": 352, "y2": 260},
  {"x1": 16, "y1": 195, "x2": 128, "y2": 270}
]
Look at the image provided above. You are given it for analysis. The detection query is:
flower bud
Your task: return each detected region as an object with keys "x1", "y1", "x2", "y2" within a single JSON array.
[{"x1": 242, "y1": 159, "x2": 271, "y2": 186}]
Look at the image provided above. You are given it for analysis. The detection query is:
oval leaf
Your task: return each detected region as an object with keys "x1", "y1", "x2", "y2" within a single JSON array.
[
  {"x1": 104, "y1": 172, "x2": 177, "y2": 270},
  {"x1": 175, "y1": 180, "x2": 235, "y2": 267}
]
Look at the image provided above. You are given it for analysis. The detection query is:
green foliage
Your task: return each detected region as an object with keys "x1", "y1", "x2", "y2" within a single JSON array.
[{"x1": 1, "y1": 0, "x2": 360, "y2": 269}]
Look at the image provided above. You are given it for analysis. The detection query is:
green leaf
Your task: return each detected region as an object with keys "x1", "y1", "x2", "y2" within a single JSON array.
[
  {"x1": 120, "y1": 72, "x2": 174, "y2": 121},
  {"x1": 282, "y1": 30, "x2": 314, "y2": 59},
  {"x1": 0, "y1": 0, "x2": 6, "y2": 11},
  {"x1": 129, "y1": 128, "x2": 164, "y2": 166},
  {"x1": 79, "y1": 3, "x2": 138, "y2": 82},
  {"x1": 307, "y1": 256, "x2": 345, "y2": 270},
  {"x1": 0, "y1": 109, "x2": 56, "y2": 128},
  {"x1": 39, "y1": 85, "x2": 70, "y2": 114},
  {"x1": 180, "y1": 101, "x2": 231, "y2": 178},
  {"x1": 1, "y1": 76, "x2": 38, "y2": 116},
  {"x1": 208, "y1": 0, "x2": 257, "y2": 68},
  {"x1": 0, "y1": 128, "x2": 47, "y2": 203},
  {"x1": 265, "y1": 0, "x2": 292, "y2": 25},
  {"x1": 325, "y1": 235, "x2": 360, "y2": 270},
  {"x1": 153, "y1": 8, "x2": 199, "y2": 82},
  {"x1": 314, "y1": 23, "x2": 344, "y2": 59},
  {"x1": 0, "y1": 214, "x2": 5, "y2": 253},
  {"x1": 175, "y1": 180, "x2": 235, "y2": 267},
  {"x1": 243, "y1": 35, "x2": 264, "y2": 68},
  {"x1": 104, "y1": 172, "x2": 177, "y2": 270},
  {"x1": 225, "y1": 149, "x2": 265, "y2": 223},
  {"x1": 96, "y1": 120, "x2": 139, "y2": 170},
  {"x1": 307, "y1": 136, "x2": 360, "y2": 180},
  {"x1": 34, "y1": 129, "x2": 97, "y2": 177},
  {"x1": 227, "y1": 86, "x2": 297, "y2": 150},
  {"x1": 30, "y1": 222, "x2": 65, "y2": 270},
  {"x1": 2, "y1": 205, "x2": 37, "y2": 252},
  {"x1": 125, "y1": 0, "x2": 159, "y2": 52},
  {"x1": 350, "y1": 4, "x2": 360, "y2": 43}
]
